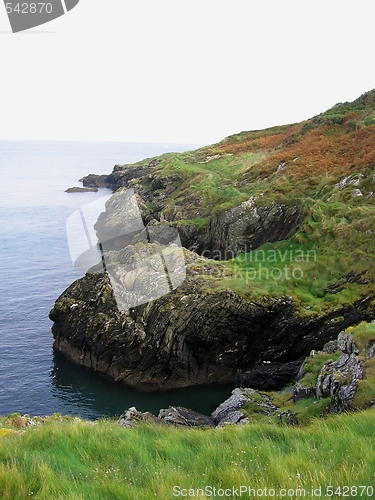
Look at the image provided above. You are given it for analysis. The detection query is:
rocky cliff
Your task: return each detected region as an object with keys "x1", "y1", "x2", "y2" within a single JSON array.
[
  {"x1": 82, "y1": 165, "x2": 303, "y2": 259},
  {"x1": 51, "y1": 90, "x2": 375, "y2": 397},
  {"x1": 50, "y1": 245, "x2": 375, "y2": 391}
]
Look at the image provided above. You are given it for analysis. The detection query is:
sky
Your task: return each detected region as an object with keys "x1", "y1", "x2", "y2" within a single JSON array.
[{"x1": 1, "y1": 0, "x2": 375, "y2": 146}]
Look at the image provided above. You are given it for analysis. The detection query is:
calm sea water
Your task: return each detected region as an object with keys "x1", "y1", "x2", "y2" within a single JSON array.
[{"x1": 0, "y1": 140, "x2": 233, "y2": 420}]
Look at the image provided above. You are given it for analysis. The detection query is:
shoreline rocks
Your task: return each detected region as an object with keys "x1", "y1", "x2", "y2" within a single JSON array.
[{"x1": 117, "y1": 387, "x2": 298, "y2": 429}]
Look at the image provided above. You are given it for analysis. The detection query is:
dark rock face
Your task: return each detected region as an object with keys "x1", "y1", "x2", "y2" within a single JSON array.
[
  {"x1": 49, "y1": 260, "x2": 375, "y2": 392},
  {"x1": 80, "y1": 173, "x2": 109, "y2": 189},
  {"x1": 204, "y1": 199, "x2": 303, "y2": 259},
  {"x1": 79, "y1": 174, "x2": 111, "y2": 188},
  {"x1": 176, "y1": 200, "x2": 303, "y2": 259},
  {"x1": 236, "y1": 359, "x2": 303, "y2": 391}
]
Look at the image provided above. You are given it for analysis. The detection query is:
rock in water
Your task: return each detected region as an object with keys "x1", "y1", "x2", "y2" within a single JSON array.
[{"x1": 65, "y1": 187, "x2": 99, "y2": 193}]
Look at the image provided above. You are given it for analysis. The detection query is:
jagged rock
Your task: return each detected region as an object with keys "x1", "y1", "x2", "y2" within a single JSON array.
[
  {"x1": 296, "y1": 330, "x2": 364, "y2": 412},
  {"x1": 211, "y1": 387, "x2": 297, "y2": 426},
  {"x1": 179, "y1": 198, "x2": 303, "y2": 259},
  {"x1": 211, "y1": 388, "x2": 280, "y2": 426},
  {"x1": 323, "y1": 340, "x2": 338, "y2": 354},
  {"x1": 367, "y1": 343, "x2": 375, "y2": 359},
  {"x1": 157, "y1": 406, "x2": 215, "y2": 427},
  {"x1": 118, "y1": 406, "x2": 214, "y2": 428},
  {"x1": 118, "y1": 407, "x2": 161, "y2": 428},
  {"x1": 211, "y1": 388, "x2": 252, "y2": 425},
  {"x1": 207, "y1": 198, "x2": 303, "y2": 259},
  {"x1": 316, "y1": 353, "x2": 362, "y2": 412},
  {"x1": 352, "y1": 189, "x2": 363, "y2": 198},
  {"x1": 335, "y1": 173, "x2": 364, "y2": 191},
  {"x1": 337, "y1": 332, "x2": 359, "y2": 355},
  {"x1": 324, "y1": 271, "x2": 369, "y2": 294},
  {"x1": 277, "y1": 410, "x2": 299, "y2": 425},
  {"x1": 79, "y1": 174, "x2": 110, "y2": 188}
]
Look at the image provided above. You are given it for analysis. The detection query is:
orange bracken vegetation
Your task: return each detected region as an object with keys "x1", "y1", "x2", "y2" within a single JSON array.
[{"x1": 215, "y1": 118, "x2": 375, "y2": 182}]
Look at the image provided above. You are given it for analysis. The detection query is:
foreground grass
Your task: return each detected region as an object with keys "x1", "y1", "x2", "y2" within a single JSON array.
[{"x1": 1, "y1": 410, "x2": 375, "y2": 499}]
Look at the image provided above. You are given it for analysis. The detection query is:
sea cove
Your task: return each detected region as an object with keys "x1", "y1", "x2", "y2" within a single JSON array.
[{"x1": 0, "y1": 140, "x2": 233, "y2": 419}]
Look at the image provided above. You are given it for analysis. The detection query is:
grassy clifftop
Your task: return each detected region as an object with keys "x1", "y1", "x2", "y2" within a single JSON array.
[
  {"x1": 106, "y1": 90, "x2": 375, "y2": 314},
  {"x1": 140, "y1": 89, "x2": 375, "y2": 217},
  {"x1": 102, "y1": 90, "x2": 375, "y2": 317}
]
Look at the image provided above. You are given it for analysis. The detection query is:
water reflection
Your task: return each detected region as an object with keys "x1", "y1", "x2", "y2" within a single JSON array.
[{"x1": 50, "y1": 350, "x2": 234, "y2": 420}]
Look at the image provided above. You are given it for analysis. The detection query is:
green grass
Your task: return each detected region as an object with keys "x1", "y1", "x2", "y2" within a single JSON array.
[
  {"x1": 206, "y1": 233, "x2": 375, "y2": 316},
  {"x1": 1, "y1": 410, "x2": 375, "y2": 499},
  {"x1": 144, "y1": 150, "x2": 268, "y2": 216}
]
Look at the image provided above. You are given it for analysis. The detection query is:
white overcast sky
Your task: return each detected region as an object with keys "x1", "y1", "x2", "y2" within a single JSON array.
[{"x1": 1, "y1": 1, "x2": 375, "y2": 146}]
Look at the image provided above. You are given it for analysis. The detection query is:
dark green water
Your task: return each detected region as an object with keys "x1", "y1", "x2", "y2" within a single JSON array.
[{"x1": 51, "y1": 351, "x2": 234, "y2": 420}]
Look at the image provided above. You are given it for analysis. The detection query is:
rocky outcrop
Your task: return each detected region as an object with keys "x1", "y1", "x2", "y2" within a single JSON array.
[
  {"x1": 49, "y1": 247, "x2": 375, "y2": 392},
  {"x1": 158, "y1": 406, "x2": 215, "y2": 427},
  {"x1": 316, "y1": 353, "x2": 362, "y2": 412},
  {"x1": 293, "y1": 330, "x2": 371, "y2": 413},
  {"x1": 210, "y1": 388, "x2": 253, "y2": 426},
  {"x1": 79, "y1": 173, "x2": 111, "y2": 188},
  {"x1": 117, "y1": 406, "x2": 214, "y2": 429},
  {"x1": 80, "y1": 162, "x2": 162, "y2": 193},
  {"x1": 118, "y1": 407, "x2": 161, "y2": 428},
  {"x1": 117, "y1": 388, "x2": 297, "y2": 429},
  {"x1": 205, "y1": 198, "x2": 303, "y2": 259},
  {"x1": 210, "y1": 388, "x2": 298, "y2": 426},
  {"x1": 316, "y1": 332, "x2": 362, "y2": 413}
]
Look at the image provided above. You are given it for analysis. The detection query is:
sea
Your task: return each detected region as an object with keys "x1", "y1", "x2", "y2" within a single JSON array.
[{"x1": 0, "y1": 140, "x2": 233, "y2": 420}]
